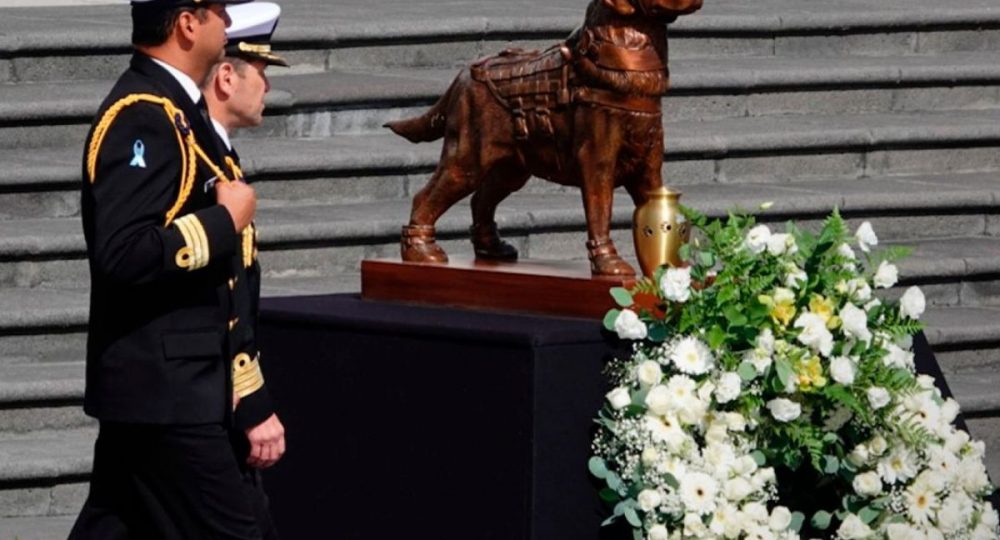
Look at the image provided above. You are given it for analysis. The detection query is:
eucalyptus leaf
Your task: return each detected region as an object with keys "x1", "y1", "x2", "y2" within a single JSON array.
[
  {"x1": 589, "y1": 456, "x2": 609, "y2": 479},
  {"x1": 858, "y1": 506, "x2": 881, "y2": 525},
  {"x1": 789, "y1": 512, "x2": 805, "y2": 533},
  {"x1": 624, "y1": 507, "x2": 641, "y2": 528},
  {"x1": 606, "y1": 472, "x2": 622, "y2": 491},
  {"x1": 811, "y1": 510, "x2": 832, "y2": 530},
  {"x1": 775, "y1": 358, "x2": 794, "y2": 387},
  {"x1": 610, "y1": 287, "x2": 634, "y2": 308},
  {"x1": 599, "y1": 488, "x2": 620, "y2": 503},
  {"x1": 663, "y1": 473, "x2": 680, "y2": 490},
  {"x1": 603, "y1": 309, "x2": 621, "y2": 332},
  {"x1": 824, "y1": 455, "x2": 840, "y2": 474},
  {"x1": 738, "y1": 362, "x2": 758, "y2": 381},
  {"x1": 750, "y1": 450, "x2": 767, "y2": 467}
]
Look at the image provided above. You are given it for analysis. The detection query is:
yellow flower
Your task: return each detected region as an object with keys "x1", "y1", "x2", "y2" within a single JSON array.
[
  {"x1": 796, "y1": 355, "x2": 827, "y2": 390},
  {"x1": 809, "y1": 295, "x2": 841, "y2": 330},
  {"x1": 769, "y1": 288, "x2": 797, "y2": 327}
]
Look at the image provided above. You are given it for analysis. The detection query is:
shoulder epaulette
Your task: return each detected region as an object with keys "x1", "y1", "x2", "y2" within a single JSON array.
[{"x1": 86, "y1": 93, "x2": 234, "y2": 226}]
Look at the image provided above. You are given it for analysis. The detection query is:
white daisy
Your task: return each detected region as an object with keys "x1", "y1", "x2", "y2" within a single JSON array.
[
  {"x1": 670, "y1": 337, "x2": 715, "y2": 375},
  {"x1": 680, "y1": 472, "x2": 719, "y2": 515}
]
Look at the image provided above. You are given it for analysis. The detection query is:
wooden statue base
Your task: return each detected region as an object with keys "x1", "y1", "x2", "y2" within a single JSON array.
[{"x1": 361, "y1": 257, "x2": 636, "y2": 319}]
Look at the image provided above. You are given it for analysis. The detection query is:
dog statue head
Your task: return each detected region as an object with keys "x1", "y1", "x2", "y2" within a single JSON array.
[{"x1": 602, "y1": 0, "x2": 703, "y2": 19}]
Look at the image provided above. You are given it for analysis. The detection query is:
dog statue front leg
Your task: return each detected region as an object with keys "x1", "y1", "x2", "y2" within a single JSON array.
[{"x1": 577, "y1": 156, "x2": 635, "y2": 277}]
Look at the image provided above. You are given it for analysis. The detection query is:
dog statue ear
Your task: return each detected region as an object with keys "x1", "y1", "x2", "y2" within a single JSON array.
[{"x1": 602, "y1": 0, "x2": 637, "y2": 16}]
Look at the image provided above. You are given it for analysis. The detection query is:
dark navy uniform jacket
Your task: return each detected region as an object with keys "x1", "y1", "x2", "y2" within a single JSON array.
[{"x1": 81, "y1": 53, "x2": 273, "y2": 430}]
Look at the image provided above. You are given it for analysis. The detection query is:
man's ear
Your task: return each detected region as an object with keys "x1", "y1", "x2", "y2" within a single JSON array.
[
  {"x1": 215, "y1": 63, "x2": 238, "y2": 100},
  {"x1": 175, "y1": 10, "x2": 199, "y2": 45},
  {"x1": 602, "y1": 0, "x2": 637, "y2": 16}
]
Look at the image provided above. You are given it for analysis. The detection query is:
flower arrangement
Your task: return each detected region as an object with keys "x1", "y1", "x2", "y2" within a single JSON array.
[{"x1": 591, "y1": 208, "x2": 998, "y2": 539}]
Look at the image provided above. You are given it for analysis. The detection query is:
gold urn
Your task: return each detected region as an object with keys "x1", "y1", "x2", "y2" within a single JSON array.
[{"x1": 633, "y1": 187, "x2": 690, "y2": 277}]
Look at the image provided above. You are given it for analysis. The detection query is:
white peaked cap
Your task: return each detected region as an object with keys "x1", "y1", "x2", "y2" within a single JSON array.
[{"x1": 226, "y1": 2, "x2": 281, "y2": 40}]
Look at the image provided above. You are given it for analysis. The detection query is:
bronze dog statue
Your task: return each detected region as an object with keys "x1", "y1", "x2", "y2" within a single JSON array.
[{"x1": 386, "y1": 0, "x2": 703, "y2": 276}]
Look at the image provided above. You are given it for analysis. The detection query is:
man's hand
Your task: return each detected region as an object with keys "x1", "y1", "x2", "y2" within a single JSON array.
[
  {"x1": 216, "y1": 180, "x2": 257, "y2": 232},
  {"x1": 245, "y1": 413, "x2": 285, "y2": 469}
]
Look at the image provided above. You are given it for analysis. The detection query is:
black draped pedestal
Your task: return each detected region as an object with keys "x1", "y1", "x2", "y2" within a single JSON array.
[
  {"x1": 257, "y1": 294, "x2": 973, "y2": 539},
  {"x1": 257, "y1": 294, "x2": 619, "y2": 540}
]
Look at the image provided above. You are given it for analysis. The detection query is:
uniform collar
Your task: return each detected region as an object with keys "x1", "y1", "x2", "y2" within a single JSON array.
[
  {"x1": 149, "y1": 57, "x2": 203, "y2": 105},
  {"x1": 211, "y1": 118, "x2": 233, "y2": 152}
]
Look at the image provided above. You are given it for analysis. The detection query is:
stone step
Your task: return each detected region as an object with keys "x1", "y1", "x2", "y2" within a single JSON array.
[
  {"x1": 3, "y1": 52, "x2": 999, "y2": 149},
  {"x1": 0, "y1": 362, "x2": 91, "y2": 434},
  {"x1": 2, "y1": 174, "x2": 999, "y2": 288},
  {"x1": 1, "y1": 0, "x2": 999, "y2": 82},
  {"x1": 0, "y1": 515, "x2": 76, "y2": 540},
  {"x1": 3, "y1": 109, "x2": 1000, "y2": 220}
]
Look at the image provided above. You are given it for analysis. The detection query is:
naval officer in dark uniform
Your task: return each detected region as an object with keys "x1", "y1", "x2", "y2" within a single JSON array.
[
  {"x1": 71, "y1": 1, "x2": 282, "y2": 538},
  {"x1": 202, "y1": 5, "x2": 289, "y2": 473}
]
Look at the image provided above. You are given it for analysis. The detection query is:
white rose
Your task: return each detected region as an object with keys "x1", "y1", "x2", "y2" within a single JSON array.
[
  {"x1": 756, "y1": 328, "x2": 775, "y2": 354},
  {"x1": 767, "y1": 398, "x2": 801, "y2": 422},
  {"x1": 883, "y1": 343, "x2": 914, "y2": 370},
  {"x1": 747, "y1": 350, "x2": 773, "y2": 374},
  {"x1": 767, "y1": 233, "x2": 797, "y2": 256},
  {"x1": 855, "y1": 221, "x2": 878, "y2": 253},
  {"x1": 715, "y1": 372, "x2": 742, "y2": 404},
  {"x1": 899, "y1": 286, "x2": 926, "y2": 320},
  {"x1": 606, "y1": 387, "x2": 631, "y2": 410},
  {"x1": 837, "y1": 242, "x2": 857, "y2": 261},
  {"x1": 941, "y1": 398, "x2": 960, "y2": 425},
  {"x1": 839, "y1": 303, "x2": 872, "y2": 344},
  {"x1": 726, "y1": 413, "x2": 747, "y2": 432},
  {"x1": 746, "y1": 224, "x2": 772, "y2": 255},
  {"x1": 769, "y1": 506, "x2": 793, "y2": 531},
  {"x1": 742, "y1": 501, "x2": 769, "y2": 523},
  {"x1": 867, "y1": 387, "x2": 891, "y2": 409},
  {"x1": 724, "y1": 477, "x2": 754, "y2": 502},
  {"x1": 830, "y1": 356, "x2": 856, "y2": 385},
  {"x1": 647, "y1": 524, "x2": 668, "y2": 540},
  {"x1": 785, "y1": 264, "x2": 808, "y2": 289},
  {"x1": 852, "y1": 471, "x2": 883, "y2": 497},
  {"x1": 660, "y1": 267, "x2": 692, "y2": 303},
  {"x1": 637, "y1": 489, "x2": 663, "y2": 512},
  {"x1": 873, "y1": 260, "x2": 898, "y2": 289},
  {"x1": 848, "y1": 444, "x2": 870, "y2": 466},
  {"x1": 886, "y1": 523, "x2": 920, "y2": 540},
  {"x1": 645, "y1": 385, "x2": 672, "y2": 415},
  {"x1": 794, "y1": 312, "x2": 834, "y2": 356},
  {"x1": 869, "y1": 436, "x2": 888, "y2": 456},
  {"x1": 838, "y1": 514, "x2": 873, "y2": 539},
  {"x1": 614, "y1": 309, "x2": 648, "y2": 340},
  {"x1": 637, "y1": 360, "x2": 663, "y2": 386},
  {"x1": 847, "y1": 278, "x2": 872, "y2": 303}
]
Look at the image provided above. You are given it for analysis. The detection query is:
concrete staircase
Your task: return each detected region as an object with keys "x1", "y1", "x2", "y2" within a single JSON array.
[{"x1": 1, "y1": 0, "x2": 1000, "y2": 536}]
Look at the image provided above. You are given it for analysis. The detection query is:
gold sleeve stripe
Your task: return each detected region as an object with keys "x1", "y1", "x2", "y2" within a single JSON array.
[
  {"x1": 174, "y1": 215, "x2": 211, "y2": 270},
  {"x1": 242, "y1": 224, "x2": 255, "y2": 269},
  {"x1": 233, "y1": 353, "x2": 265, "y2": 398}
]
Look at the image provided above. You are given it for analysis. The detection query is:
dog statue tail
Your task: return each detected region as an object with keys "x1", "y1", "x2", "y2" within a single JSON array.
[{"x1": 384, "y1": 79, "x2": 457, "y2": 143}]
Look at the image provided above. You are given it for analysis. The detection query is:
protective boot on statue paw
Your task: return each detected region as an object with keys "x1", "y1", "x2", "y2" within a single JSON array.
[
  {"x1": 587, "y1": 238, "x2": 635, "y2": 276},
  {"x1": 470, "y1": 222, "x2": 518, "y2": 261},
  {"x1": 401, "y1": 224, "x2": 448, "y2": 263}
]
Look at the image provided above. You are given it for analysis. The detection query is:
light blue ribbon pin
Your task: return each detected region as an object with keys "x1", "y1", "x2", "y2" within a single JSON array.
[{"x1": 130, "y1": 140, "x2": 147, "y2": 169}]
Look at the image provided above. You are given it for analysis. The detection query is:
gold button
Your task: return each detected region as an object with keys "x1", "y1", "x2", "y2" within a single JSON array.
[
  {"x1": 228, "y1": 317, "x2": 239, "y2": 331},
  {"x1": 228, "y1": 277, "x2": 237, "y2": 290}
]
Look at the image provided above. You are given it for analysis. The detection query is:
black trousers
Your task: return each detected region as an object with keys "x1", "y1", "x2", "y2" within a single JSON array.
[{"x1": 69, "y1": 423, "x2": 278, "y2": 540}]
